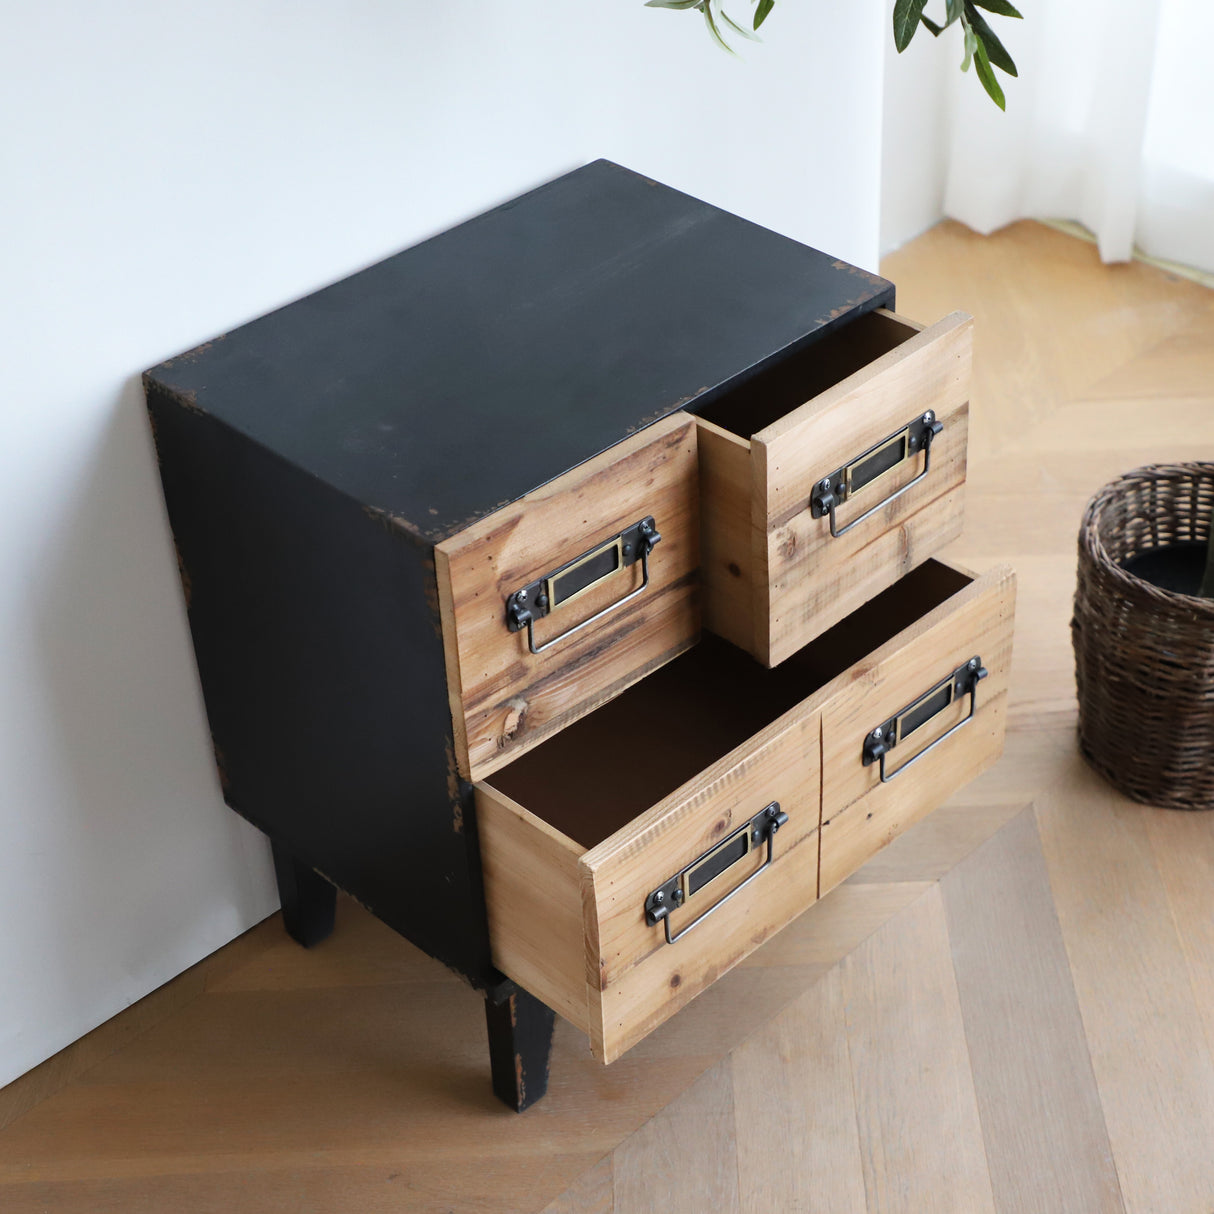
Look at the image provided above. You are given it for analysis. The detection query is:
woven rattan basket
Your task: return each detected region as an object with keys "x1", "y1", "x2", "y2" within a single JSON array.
[{"x1": 1072, "y1": 463, "x2": 1214, "y2": 810}]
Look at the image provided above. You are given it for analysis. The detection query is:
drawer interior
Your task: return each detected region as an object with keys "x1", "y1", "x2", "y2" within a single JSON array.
[
  {"x1": 695, "y1": 309, "x2": 919, "y2": 439},
  {"x1": 486, "y1": 557, "x2": 972, "y2": 848}
]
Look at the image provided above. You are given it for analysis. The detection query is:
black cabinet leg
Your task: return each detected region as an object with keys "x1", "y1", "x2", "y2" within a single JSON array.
[
  {"x1": 271, "y1": 841, "x2": 336, "y2": 948},
  {"x1": 484, "y1": 984, "x2": 556, "y2": 1112}
]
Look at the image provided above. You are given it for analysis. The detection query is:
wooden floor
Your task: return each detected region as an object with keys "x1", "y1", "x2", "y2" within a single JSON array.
[{"x1": 3, "y1": 221, "x2": 1213, "y2": 1213}]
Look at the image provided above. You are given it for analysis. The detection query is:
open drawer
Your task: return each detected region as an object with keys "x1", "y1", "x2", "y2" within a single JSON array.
[
  {"x1": 475, "y1": 634, "x2": 822, "y2": 1063},
  {"x1": 695, "y1": 308, "x2": 973, "y2": 667},
  {"x1": 476, "y1": 557, "x2": 1015, "y2": 1063}
]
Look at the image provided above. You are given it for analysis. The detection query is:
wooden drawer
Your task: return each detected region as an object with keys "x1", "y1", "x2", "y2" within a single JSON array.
[
  {"x1": 696, "y1": 308, "x2": 973, "y2": 666},
  {"x1": 436, "y1": 413, "x2": 699, "y2": 781},
  {"x1": 818, "y1": 559, "x2": 1017, "y2": 896},
  {"x1": 475, "y1": 634, "x2": 823, "y2": 1063},
  {"x1": 474, "y1": 557, "x2": 1013, "y2": 1061}
]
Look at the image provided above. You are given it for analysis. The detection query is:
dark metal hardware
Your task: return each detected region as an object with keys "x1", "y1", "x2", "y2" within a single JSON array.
[
  {"x1": 810, "y1": 412, "x2": 944, "y2": 538},
  {"x1": 862, "y1": 656, "x2": 987, "y2": 782},
  {"x1": 505, "y1": 517, "x2": 660, "y2": 655},
  {"x1": 645, "y1": 802, "x2": 788, "y2": 945}
]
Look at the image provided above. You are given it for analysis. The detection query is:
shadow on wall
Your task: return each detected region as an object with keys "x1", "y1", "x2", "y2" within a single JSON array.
[{"x1": 27, "y1": 378, "x2": 277, "y2": 1028}]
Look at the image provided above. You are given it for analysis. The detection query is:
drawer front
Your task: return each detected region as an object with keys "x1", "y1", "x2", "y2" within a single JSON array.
[
  {"x1": 818, "y1": 564, "x2": 1016, "y2": 896},
  {"x1": 580, "y1": 706, "x2": 820, "y2": 1063},
  {"x1": 753, "y1": 311, "x2": 973, "y2": 666},
  {"x1": 437, "y1": 414, "x2": 699, "y2": 781}
]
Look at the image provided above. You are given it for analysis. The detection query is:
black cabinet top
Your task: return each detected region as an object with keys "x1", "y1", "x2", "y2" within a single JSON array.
[{"x1": 145, "y1": 159, "x2": 891, "y2": 543}]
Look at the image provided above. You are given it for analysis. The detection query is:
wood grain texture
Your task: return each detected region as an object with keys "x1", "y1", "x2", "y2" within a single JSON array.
[
  {"x1": 1146, "y1": 809, "x2": 1214, "y2": 1066},
  {"x1": 819, "y1": 564, "x2": 1016, "y2": 895},
  {"x1": 437, "y1": 413, "x2": 700, "y2": 780},
  {"x1": 581, "y1": 701, "x2": 821, "y2": 1062},
  {"x1": 695, "y1": 417, "x2": 757, "y2": 653},
  {"x1": 941, "y1": 808, "x2": 1125, "y2": 1214},
  {"x1": 739, "y1": 879, "x2": 933, "y2": 970},
  {"x1": 478, "y1": 655, "x2": 822, "y2": 1062},
  {"x1": 841, "y1": 886, "x2": 996, "y2": 1214},
  {"x1": 843, "y1": 798, "x2": 1029, "y2": 884},
  {"x1": 611, "y1": 1062, "x2": 741, "y2": 1214},
  {"x1": 541, "y1": 1155, "x2": 614, "y2": 1214},
  {"x1": 754, "y1": 312, "x2": 972, "y2": 665},
  {"x1": 731, "y1": 967, "x2": 868, "y2": 1214},
  {"x1": 762, "y1": 473, "x2": 968, "y2": 668},
  {"x1": 475, "y1": 785, "x2": 589, "y2": 1030},
  {"x1": 754, "y1": 311, "x2": 972, "y2": 525},
  {"x1": 1033, "y1": 762, "x2": 1214, "y2": 1213},
  {"x1": 696, "y1": 309, "x2": 972, "y2": 667}
]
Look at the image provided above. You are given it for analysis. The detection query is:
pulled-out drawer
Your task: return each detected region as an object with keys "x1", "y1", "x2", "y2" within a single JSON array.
[
  {"x1": 475, "y1": 635, "x2": 822, "y2": 1063},
  {"x1": 696, "y1": 308, "x2": 973, "y2": 666},
  {"x1": 476, "y1": 557, "x2": 1014, "y2": 1062},
  {"x1": 436, "y1": 413, "x2": 700, "y2": 781}
]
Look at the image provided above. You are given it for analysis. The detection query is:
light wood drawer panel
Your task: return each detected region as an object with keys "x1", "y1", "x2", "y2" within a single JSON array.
[
  {"x1": 582, "y1": 706, "x2": 820, "y2": 1062},
  {"x1": 475, "y1": 636, "x2": 822, "y2": 1064},
  {"x1": 436, "y1": 413, "x2": 699, "y2": 782},
  {"x1": 818, "y1": 563, "x2": 1017, "y2": 896},
  {"x1": 696, "y1": 309, "x2": 973, "y2": 667}
]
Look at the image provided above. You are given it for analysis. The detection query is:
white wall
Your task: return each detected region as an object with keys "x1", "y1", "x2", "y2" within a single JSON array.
[
  {"x1": 881, "y1": 20, "x2": 950, "y2": 256},
  {"x1": 0, "y1": 2, "x2": 885, "y2": 1087}
]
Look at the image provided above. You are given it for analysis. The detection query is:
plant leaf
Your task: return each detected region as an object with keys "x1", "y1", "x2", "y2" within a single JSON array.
[
  {"x1": 921, "y1": 13, "x2": 944, "y2": 35},
  {"x1": 973, "y1": 37, "x2": 1006, "y2": 108},
  {"x1": 645, "y1": 0, "x2": 703, "y2": 8},
  {"x1": 946, "y1": 0, "x2": 963, "y2": 23},
  {"x1": 971, "y1": 0, "x2": 1022, "y2": 16},
  {"x1": 701, "y1": 1, "x2": 736, "y2": 53},
  {"x1": 964, "y1": 2, "x2": 1018, "y2": 75},
  {"x1": 893, "y1": 0, "x2": 928, "y2": 52},
  {"x1": 961, "y1": 24, "x2": 978, "y2": 71},
  {"x1": 754, "y1": 0, "x2": 774, "y2": 31},
  {"x1": 721, "y1": 9, "x2": 760, "y2": 40}
]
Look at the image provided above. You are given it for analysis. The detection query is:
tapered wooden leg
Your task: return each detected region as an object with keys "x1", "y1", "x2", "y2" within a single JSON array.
[
  {"x1": 484, "y1": 984, "x2": 557, "y2": 1112},
  {"x1": 271, "y1": 841, "x2": 336, "y2": 948}
]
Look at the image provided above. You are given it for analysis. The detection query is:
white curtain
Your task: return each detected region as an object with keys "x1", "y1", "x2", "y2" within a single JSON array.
[{"x1": 939, "y1": 0, "x2": 1214, "y2": 271}]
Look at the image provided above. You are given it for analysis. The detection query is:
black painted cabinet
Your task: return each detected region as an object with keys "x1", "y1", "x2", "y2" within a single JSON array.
[{"x1": 145, "y1": 160, "x2": 896, "y2": 1109}]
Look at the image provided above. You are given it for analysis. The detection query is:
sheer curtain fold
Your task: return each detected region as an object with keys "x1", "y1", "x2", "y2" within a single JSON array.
[{"x1": 939, "y1": 0, "x2": 1213, "y2": 273}]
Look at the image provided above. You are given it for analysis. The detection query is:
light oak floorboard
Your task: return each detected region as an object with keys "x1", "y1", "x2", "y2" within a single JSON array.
[
  {"x1": 731, "y1": 967, "x2": 868, "y2": 1214},
  {"x1": 941, "y1": 807, "x2": 1124, "y2": 1214},
  {"x1": 844, "y1": 799, "x2": 1029, "y2": 884},
  {"x1": 541, "y1": 1155, "x2": 614, "y2": 1214},
  {"x1": 1033, "y1": 763, "x2": 1214, "y2": 1214},
  {"x1": 1146, "y1": 810, "x2": 1214, "y2": 1066},
  {"x1": 610, "y1": 1062, "x2": 740, "y2": 1214},
  {"x1": 840, "y1": 886, "x2": 996, "y2": 1214}
]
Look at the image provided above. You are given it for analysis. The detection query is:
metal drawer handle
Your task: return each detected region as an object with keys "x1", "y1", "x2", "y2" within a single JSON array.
[
  {"x1": 644, "y1": 802, "x2": 788, "y2": 945},
  {"x1": 862, "y1": 656, "x2": 987, "y2": 783},
  {"x1": 504, "y1": 517, "x2": 661, "y2": 655},
  {"x1": 810, "y1": 411, "x2": 944, "y2": 538}
]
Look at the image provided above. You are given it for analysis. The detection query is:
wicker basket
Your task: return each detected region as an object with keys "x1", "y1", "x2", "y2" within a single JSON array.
[{"x1": 1072, "y1": 463, "x2": 1214, "y2": 810}]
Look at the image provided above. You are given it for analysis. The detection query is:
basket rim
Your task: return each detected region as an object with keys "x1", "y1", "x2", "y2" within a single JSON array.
[{"x1": 1080, "y1": 462, "x2": 1214, "y2": 618}]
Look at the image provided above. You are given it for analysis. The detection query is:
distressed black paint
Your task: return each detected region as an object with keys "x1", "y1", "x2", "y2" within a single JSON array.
[
  {"x1": 146, "y1": 160, "x2": 892, "y2": 543},
  {"x1": 484, "y1": 985, "x2": 557, "y2": 1113},
  {"x1": 271, "y1": 841, "x2": 336, "y2": 949}
]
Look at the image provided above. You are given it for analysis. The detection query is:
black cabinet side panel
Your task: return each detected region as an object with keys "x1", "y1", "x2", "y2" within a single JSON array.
[{"x1": 146, "y1": 383, "x2": 493, "y2": 984}]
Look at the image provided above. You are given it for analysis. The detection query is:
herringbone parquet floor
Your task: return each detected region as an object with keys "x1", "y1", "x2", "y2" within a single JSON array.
[{"x1": 2, "y1": 220, "x2": 1212, "y2": 1213}]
